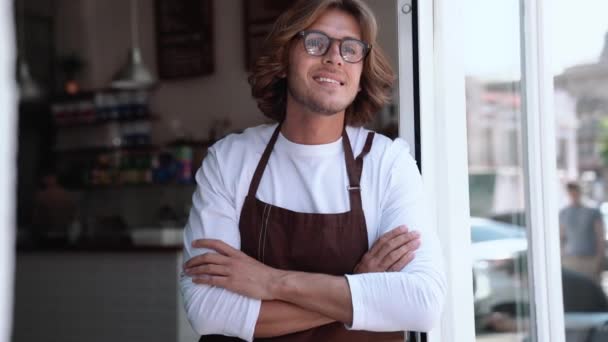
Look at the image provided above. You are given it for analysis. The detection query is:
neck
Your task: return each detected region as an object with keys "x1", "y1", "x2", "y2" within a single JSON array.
[{"x1": 281, "y1": 105, "x2": 345, "y2": 145}]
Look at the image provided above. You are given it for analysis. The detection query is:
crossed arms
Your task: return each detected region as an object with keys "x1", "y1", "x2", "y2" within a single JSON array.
[{"x1": 183, "y1": 227, "x2": 420, "y2": 337}]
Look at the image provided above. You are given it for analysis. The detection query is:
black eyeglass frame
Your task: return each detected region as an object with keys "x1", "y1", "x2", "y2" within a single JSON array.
[{"x1": 297, "y1": 30, "x2": 372, "y2": 63}]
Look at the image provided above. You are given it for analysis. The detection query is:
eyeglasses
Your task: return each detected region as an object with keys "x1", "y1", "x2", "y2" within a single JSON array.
[{"x1": 298, "y1": 30, "x2": 371, "y2": 64}]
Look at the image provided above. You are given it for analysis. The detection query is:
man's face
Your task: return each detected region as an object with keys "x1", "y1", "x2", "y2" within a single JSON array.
[
  {"x1": 286, "y1": 9, "x2": 364, "y2": 116},
  {"x1": 568, "y1": 188, "x2": 581, "y2": 203}
]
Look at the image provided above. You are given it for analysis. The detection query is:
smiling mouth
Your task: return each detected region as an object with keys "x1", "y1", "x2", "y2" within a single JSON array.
[{"x1": 313, "y1": 76, "x2": 345, "y2": 86}]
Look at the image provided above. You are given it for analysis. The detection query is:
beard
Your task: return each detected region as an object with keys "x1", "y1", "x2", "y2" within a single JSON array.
[{"x1": 287, "y1": 78, "x2": 355, "y2": 116}]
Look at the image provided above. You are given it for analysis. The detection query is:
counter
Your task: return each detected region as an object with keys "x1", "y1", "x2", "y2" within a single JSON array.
[{"x1": 12, "y1": 245, "x2": 198, "y2": 342}]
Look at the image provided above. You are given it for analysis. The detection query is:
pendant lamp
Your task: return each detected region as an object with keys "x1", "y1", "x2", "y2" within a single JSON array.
[
  {"x1": 17, "y1": 0, "x2": 43, "y2": 101},
  {"x1": 17, "y1": 59, "x2": 42, "y2": 101},
  {"x1": 111, "y1": 0, "x2": 156, "y2": 89}
]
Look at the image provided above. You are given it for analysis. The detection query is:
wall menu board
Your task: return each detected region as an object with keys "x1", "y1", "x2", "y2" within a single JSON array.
[
  {"x1": 155, "y1": 0, "x2": 214, "y2": 79},
  {"x1": 243, "y1": 0, "x2": 295, "y2": 70}
]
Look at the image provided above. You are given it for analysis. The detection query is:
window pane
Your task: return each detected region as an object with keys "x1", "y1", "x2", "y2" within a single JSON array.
[
  {"x1": 552, "y1": 1, "x2": 608, "y2": 341},
  {"x1": 464, "y1": 0, "x2": 533, "y2": 340}
]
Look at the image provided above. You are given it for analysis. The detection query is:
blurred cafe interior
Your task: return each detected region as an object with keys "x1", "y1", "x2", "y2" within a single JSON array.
[
  {"x1": 11, "y1": 1, "x2": 399, "y2": 341},
  {"x1": 10, "y1": 0, "x2": 608, "y2": 341}
]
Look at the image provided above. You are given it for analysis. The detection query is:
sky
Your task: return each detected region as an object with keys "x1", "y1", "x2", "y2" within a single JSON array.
[{"x1": 463, "y1": 0, "x2": 608, "y2": 80}]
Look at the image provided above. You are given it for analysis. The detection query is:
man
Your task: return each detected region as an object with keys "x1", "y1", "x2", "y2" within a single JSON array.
[
  {"x1": 180, "y1": 0, "x2": 446, "y2": 341},
  {"x1": 560, "y1": 182, "x2": 605, "y2": 284}
]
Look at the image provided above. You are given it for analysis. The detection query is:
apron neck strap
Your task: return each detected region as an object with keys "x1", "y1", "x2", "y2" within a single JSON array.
[
  {"x1": 247, "y1": 123, "x2": 282, "y2": 197},
  {"x1": 342, "y1": 129, "x2": 358, "y2": 188},
  {"x1": 343, "y1": 130, "x2": 375, "y2": 191}
]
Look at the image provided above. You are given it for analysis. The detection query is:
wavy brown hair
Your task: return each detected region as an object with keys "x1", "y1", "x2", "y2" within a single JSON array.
[{"x1": 248, "y1": 0, "x2": 395, "y2": 126}]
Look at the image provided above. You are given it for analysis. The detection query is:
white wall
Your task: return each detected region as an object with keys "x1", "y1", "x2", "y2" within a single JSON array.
[{"x1": 55, "y1": 0, "x2": 399, "y2": 144}]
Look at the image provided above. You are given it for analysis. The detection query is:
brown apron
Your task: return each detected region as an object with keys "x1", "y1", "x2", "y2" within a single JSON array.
[{"x1": 201, "y1": 124, "x2": 403, "y2": 341}]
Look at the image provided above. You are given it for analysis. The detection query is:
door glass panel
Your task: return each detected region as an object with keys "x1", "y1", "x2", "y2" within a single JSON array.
[
  {"x1": 464, "y1": 0, "x2": 533, "y2": 340},
  {"x1": 552, "y1": 1, "x2": 608, "y2": 341}
]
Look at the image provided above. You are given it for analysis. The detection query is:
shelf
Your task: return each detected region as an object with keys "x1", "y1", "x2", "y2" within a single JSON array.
[
  {"x1": 72, "y1": 182, "x2": 196, "y2": 190},
  {"x1": 54, "y1": 114, "x2": 159, "y2": 128},
  {"x1": 54, "y1": 144, "x2": 161, "y2": 155}
]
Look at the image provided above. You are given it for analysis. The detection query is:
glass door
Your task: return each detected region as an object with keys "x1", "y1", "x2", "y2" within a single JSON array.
[
  {"x1": 464, "y1": 0, "x2": 533, "y2": 340},
  {"x1": 551, "y1": 1, "x2": 608, "y2": 341},
  {"x1": 410, "y1": 0, "x2": 567, "y2": 341}
]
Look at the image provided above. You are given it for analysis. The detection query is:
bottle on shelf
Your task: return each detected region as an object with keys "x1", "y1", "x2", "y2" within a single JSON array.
[
  {"x1": 133, "y1": 90, "x2": 149, "y2": 118},
  {"x1": 174, "y1": 145, "x2": 193, "y2": 184}
]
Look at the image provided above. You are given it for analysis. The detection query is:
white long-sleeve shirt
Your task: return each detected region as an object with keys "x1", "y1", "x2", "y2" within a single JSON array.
[{"x1": 180, "y1": 123, "x2": 446, "y2": 341}]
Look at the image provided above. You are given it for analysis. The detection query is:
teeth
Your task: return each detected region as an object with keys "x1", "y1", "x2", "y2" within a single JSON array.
[{"x1": 316, "y1": 77, "x2": 341, "y2": 85}]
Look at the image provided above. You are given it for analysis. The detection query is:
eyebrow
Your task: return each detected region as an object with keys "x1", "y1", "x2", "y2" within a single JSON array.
[{"x1": 308, "y1": 29, "x2": 363, "y2": 41}]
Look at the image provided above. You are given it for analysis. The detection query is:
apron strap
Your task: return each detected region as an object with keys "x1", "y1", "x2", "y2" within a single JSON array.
[
  {"x1": 247, "y1": 124, "x2": 282, "y2": 197},
  {"x1": 341, "y1": 130, "x2": 358, "y2": 188},
  {"x1": 342, "y1": 131, "x2": 375, "y2": 189},
  {"x1": 356, "y1": 132, "x2": 375, "y2": 180},
  {"x1": 343, "y1": 131, "x2": 375, "y2": 213},
  {"x1": 357, "y1": 132, "x2": 375, "y2": 161}
]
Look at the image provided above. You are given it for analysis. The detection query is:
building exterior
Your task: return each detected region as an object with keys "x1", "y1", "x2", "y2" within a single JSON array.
[
  {"x1": 555, "y1": 34, "x2": 608, "y2": 202},
  {"x1": 467, "y1": 78, "x2": 578, "y2": 216}
]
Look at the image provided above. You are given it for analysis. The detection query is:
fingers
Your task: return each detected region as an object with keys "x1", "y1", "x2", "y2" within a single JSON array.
[
  {"x1": 192, "y1": 239, "x2": 239, "y2": 256},
  {"x1": 382, "y1": 237, "x2": 421, "y2": 267},
  {"x1": 183, "y1": 252, "x2": 230, "y2": 269},
  {"x1": 374, "y1": 230, "x2": 420, "y2": 261},
  {"x1": 387, "y1": 248, "x2": 417, "y2": 272},
  {"x1": 192, "y1": 275, "x2": 228, "y2": 287},
  {"x1": 368, "y1": 225, "x2": 408, "y2": 257},
  {"x1": 186, "y1": 264, "x2": 231, "y2": 277},
  {"x1": 388, "y1": 253, "x2": 415, "y2": 272}
]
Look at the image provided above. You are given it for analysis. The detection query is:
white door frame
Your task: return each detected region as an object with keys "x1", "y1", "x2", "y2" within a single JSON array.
[
  {"x1": 0, "y1": 0, "x2": 17, "y2": 341},
  {"x1": 396, "y1": 0, "x2": 416, "y2": 155},
  {"x1": 520, "y1": 0, "x2": 565, "y2": 341},
  {"x1": 418, "y1": 0, "x2": 475, "y2": 340},
  {"x1": 399, "y1": 0, "x2": 566, "y2": 341}
]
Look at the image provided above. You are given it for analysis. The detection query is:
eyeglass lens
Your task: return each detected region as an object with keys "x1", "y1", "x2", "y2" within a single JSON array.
[{"x1": 303, "y1": 31, "x2": 366, "y2": 63}]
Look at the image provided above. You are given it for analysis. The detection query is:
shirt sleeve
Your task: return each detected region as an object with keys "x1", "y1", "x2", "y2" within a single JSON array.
[
  {"x1": 344, "y1": 138, "x2": 446, "y2": 332},
  {"x1": 180, "y1": 146, "x2": 261, "y2": 341}
]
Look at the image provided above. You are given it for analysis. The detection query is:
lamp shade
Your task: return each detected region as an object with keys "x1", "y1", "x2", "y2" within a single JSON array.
[
  {"x1": 17, "y1": 59, "x2": 43, "y2": 101},
  {"x1": 111, "y1": 47, "x2": 156, "y2": 90}
]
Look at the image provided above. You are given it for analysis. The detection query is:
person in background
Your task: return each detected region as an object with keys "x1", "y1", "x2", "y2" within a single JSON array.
[
  {"x1": 560, "y1": 182, "x2": 606, "y2": 284},
  {"x1": 179, "y1": 0, "x2": 446, "y2": 341}
]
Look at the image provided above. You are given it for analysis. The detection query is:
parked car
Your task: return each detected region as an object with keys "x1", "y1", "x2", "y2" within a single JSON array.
[
  {"x1": 471, "y1": 217, "x2": 528, "y2": 325},
  {"x1": 471, "y1": 216, "x2": 608, "y2": 337}
]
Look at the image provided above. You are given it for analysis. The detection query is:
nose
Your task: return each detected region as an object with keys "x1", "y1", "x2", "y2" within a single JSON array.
[{"x1": 322, "y1": 40, "x2": 343, "y2": 66}]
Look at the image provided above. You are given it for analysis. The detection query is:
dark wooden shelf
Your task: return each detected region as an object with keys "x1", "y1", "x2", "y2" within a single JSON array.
[
  {"x1": 54, "y1": 144, "x2": 161, "y2": 155},
  {"x1": 54, "y1": 114, "x2": 159, "y2": 128},
  {"x1": 72, "y1": 182, "x2": 195, "y2": 190}
]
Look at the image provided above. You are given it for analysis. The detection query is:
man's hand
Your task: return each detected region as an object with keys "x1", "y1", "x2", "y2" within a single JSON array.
[
  {"x1": 184, "y1": 239, "x2": 285, "y2": 300},
  {"x1": 354, "y1": 225, "x2": 420, "y2": 274}
]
